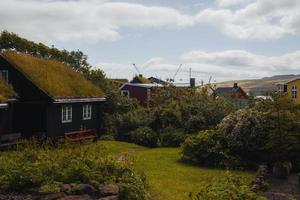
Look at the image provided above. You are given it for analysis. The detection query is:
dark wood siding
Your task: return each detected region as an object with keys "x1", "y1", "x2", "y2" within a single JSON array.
[
  {"x1": 0, "y1": 106, "x2": 14, "y2": 135},
  {"x1": 46, "y1": 102, "x2": 101, "y2": 138}
]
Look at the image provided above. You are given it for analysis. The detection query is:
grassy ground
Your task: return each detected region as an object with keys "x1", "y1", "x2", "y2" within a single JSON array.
[{"x1": 100, "y1": 141, "x2": 255, "y2": 200}]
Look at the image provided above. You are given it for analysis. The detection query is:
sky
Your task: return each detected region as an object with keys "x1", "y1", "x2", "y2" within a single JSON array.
[{"x1": 1, "y1": 0, "x2": 300, "y2": 83}]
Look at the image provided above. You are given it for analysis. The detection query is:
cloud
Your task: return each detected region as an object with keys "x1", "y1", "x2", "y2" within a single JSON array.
[
  {"x1": 196, "y1": 0, "x2": 300, "y2": 39},
  {"x1": 98, "y1": 50, "x2": 300, "y2": 82},
  {"x1": 0, "y1": 0, "x2": 192, "y2": 43},
  {"x1": 1, "y1": 0, "x2": 300, "y2": 43}
]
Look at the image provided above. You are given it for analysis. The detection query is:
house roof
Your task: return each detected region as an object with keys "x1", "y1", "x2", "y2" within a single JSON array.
[
  {"x1": 214, "y1": 87, "x2": 241, "y2": 97},
  {"x1": 130, "y1": 75, "x2": 152, "y2": 84},
  {"x1": 121, "y1": 83, "x2": 163, "y2": 89},
  {"x1": 2, "y1": 51, "x2": 104, "y2": 99},
  {"x1": 281, "y1": 78, "x2": 300, "y2": 85},
  {"x1": 0, "y1": 78, "x2": 16, "y2": 103}
]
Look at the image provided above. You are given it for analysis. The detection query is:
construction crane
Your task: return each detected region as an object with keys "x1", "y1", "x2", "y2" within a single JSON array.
[
  {"x1": 173, "y1": 64, "x2": 183, "y2": 82},
  {"x1": 132, "y1": 63, "x2": 141, "y2": 75}
]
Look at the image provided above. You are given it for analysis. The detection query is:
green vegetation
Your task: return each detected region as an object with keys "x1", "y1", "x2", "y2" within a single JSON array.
[
  {"x1": 190, "y1": 172, "x2": 266, "y2": 200},
  {"x1": 0, "y1": 78, "x2": 16, "y2": 102},
  {"x1": 0, "y1": 141, "x2": 147, "y2": 200},
  {"x1": 3, "y1": 51, "x2": 103, "y2": 98},
  {"x1": 130, "y1": 75, "x2": 152, "y2": 84},
  {"x1": 182, "y1": 94, "x2": 300, "y2": 170},
  {"x1": 100, "y1": 141, "x2": 255, "y2": 200}
]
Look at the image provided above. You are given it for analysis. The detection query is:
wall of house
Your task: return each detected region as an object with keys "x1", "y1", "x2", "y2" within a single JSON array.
[
  {"x1": 0, "y1": 106, "x2": 14, "y2": 135},
  {"x1": 46, "y1": 102, "x2": 101, "y2": 138},
  {"x1": 287, "y1": 80, "x2": 300, "y2": 104},
  {"x1": 121, "y1": 85, "x2": 149, "y2": 107}
]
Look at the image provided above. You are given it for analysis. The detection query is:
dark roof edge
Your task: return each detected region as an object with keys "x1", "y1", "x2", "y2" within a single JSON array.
[{"x1": 53, "y1": 97, "x2": 106, "y2": 104}]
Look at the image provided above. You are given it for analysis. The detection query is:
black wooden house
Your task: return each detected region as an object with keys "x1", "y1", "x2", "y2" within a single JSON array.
[
  {"x1": 0, "y1": 51, "x2": 105, "y2": 139},
  {"x1": 0, "y1": 78, "x2": 16, "y2": 135}
]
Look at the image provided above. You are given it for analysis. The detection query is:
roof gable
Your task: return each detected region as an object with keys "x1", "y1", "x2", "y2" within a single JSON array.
[
  {"x1": 2, "y1": 51, "x2": 104, "y2": 99},
  {"x1": 0, "y1": 78, "x2": 16, "y2": 102}
]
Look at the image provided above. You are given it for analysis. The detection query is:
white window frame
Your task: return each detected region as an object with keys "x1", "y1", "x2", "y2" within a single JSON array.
[
  {"x1": 62, "y1": 105, "x2": 72, "y2": 123},
  {"x1": 83, "y1": 104, "x2": 92, "y2": 120},
  {"x1": 0, "y1": 70, "x2": 8, "y2": 82},
  {"x1": 292, "y1": 85, "x2": 297, "y2": 99},
  {"x1": 121, "y1": 90, "x2": 130, "y2": 97}
]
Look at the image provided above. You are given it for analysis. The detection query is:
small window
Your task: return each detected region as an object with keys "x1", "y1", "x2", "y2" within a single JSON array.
[
  {"x1": 0, "y1": 70, "x2": 8, "y2": 82},
  {"x1": 292, "y1": 85, "x2": 297, "y2": 99},
  {"x1": 62, "y1": 105, "x2": 72, "y2": 123},
  {"x1": 83, "y1": 104, "x2": 92, "y2": 120},
  {"x1": 121, "y1": 90, "x2": 130, "y2": 97}
]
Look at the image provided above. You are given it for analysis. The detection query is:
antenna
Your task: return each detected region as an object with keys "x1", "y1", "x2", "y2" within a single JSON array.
[{"x1": 132, "y1": 64, "x2": 141, "y2": 75}]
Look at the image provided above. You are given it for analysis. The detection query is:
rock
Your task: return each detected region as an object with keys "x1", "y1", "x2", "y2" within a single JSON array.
[
  {"x1": 74, "y1": 184, "x2": 96, "y2": 195},
  {"x1": 61, "y1": 184, "x2": 72, "y2": 194},
  {"x1": 98, "y1": 185, "x2": 119, "y2": 197},
  {"x1": 98, "y1": 195, "x2": 118, "y2": 200},
  {"x1": 39, "y1": 192, "x2": 66, "y2": 200},
  {"x1": 251, "y1": 184, "x2": 260, "y2": 192},
  {"x1": 273, "y1": 162, "x2": 290, "y2": 179},
  {"x1": 57, "y1": 195, "x2": 92, "y2": 200}
]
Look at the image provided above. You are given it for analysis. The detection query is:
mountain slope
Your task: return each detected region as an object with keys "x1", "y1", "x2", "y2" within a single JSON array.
[{"x1": 217, "y1": 74, "x2": 300, "y2": 96}]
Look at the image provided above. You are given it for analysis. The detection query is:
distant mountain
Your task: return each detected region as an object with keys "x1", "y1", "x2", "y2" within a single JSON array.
[{"x1": 217, "y1": 74, "x2": 300, "y2": 96}]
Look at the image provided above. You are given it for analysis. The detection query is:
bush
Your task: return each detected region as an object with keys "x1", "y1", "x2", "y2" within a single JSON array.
[
  {"x1": 181, "y1": 130, "x2": 242, "y2": 169},
  {"x1": 217, "y1": 109, "x2": 269, "y2": 165},
  {"x1": 130, "y1": 127, "x2": 159, "y2": 147},
  {"x1": 160, "y1": 127, "x2": 186, "y2": 147},
  {"x1": 189, "y1": 172, "x2": 266, "y2": 200},
  {"x1": 0, "y1": 141, "x2": 147, "y2": 200}
]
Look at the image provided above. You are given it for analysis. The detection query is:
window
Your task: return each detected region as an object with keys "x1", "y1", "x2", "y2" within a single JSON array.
[
  {"x1": 0, "y1": 70, "x2": 8, "y2": 82},
  {"x1": 121, "y1": 90, "x2": 130, "y2": 97},
  {"x1": 62, "y1": 105, "x2": 72, "y2": 123},
  {"x1": 292, "y1": 85, "x2": 297, "y2": 99},
  {"x1": 83, "y1": 104, "x2": 92, "y2": 120}
]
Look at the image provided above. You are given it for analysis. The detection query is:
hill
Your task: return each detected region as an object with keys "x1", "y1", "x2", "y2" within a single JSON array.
[{"x1": 217, "y1": 74, "x2": 300, "y2": 96}]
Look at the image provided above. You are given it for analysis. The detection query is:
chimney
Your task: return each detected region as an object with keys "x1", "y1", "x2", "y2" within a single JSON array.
[
  {"x1": 190, "y1": 78, "x2": 196, "y2": 88},
  {"x1": 233, "y1": 83, "x2": 238, "y2": 88}
]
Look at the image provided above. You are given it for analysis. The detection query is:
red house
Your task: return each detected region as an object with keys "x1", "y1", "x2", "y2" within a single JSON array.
[{"x1": 120, "y1": 83, "x2": 161, "y2": 107}]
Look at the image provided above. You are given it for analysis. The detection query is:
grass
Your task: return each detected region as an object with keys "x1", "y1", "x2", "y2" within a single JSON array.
[
  {"x1": 100, "y1": 141, "x2": 255, "y2": 200},
  {"x1": 3, "y1": 51, "x2": 104, "y2": 98},
  {"x1": 0, "y1": 78, "x2": 16, "y2": 102}
]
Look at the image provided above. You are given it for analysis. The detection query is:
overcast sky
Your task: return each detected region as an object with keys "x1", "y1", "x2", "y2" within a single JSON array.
[{"x1": 1, "y1": 0, "x2": 300, "y2": 83}]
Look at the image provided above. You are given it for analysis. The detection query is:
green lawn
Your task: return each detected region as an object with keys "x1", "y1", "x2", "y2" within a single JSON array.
[{"x1": 100, "y1": 141, "x2": 255, "y2": 200}]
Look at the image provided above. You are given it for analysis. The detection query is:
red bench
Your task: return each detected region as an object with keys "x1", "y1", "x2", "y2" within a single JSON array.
[{"x1": 64, "y1": 129, "x2": 97, "y2": 142}]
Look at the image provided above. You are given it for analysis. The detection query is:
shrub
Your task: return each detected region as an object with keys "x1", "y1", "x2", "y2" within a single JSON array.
[
  {"x1": 189, "y1": 172, "x2": 266, "y2": 200},
  {"x1": 130, "y1": 127, "x2": 158, "y2": 147},
  {"x1": 0, "y1": 142, "x2": 147, "y2": 200},
  {"x1": 160, "y1": 127, "x2": 186, "y2": 147},
  {"x1": 181, "y1": 130, "x2": 242, "y2": 169},
  {"x1": 217, "y1": 109, "x2": 269, "y2": 165}
]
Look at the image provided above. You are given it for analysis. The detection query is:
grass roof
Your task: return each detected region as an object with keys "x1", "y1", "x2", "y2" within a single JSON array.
[
  {"x1": 3, "y1": 51, "x2": 104, "y2": 98},
  {"x1": 0, "y1": 78, "x2": 16, "y2": 102},
  {"x1": 130, "y1": 75, "x2": 151, "y2": 84}
]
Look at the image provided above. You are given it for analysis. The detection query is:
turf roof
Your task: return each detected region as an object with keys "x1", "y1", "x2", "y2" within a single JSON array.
[
  {"x1": 130, "y1": 75, "x2": 151, "y2": 84},
  {"x1": 0, "y1": 78, "x2": 16, "y2": 102},
  {"x1": 3, "y1": 51, "x2": 104, "y2": 99}
]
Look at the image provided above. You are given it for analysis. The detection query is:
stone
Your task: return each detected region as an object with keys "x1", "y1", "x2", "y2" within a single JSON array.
[
  {"x1": 39, "y1": 192, "x2": 66, "y2": 200},
  {"x1": 74, "y1": 184, "x2": 96, "y2": 195},
  {"x1": 98, "y1": 185, "x2": 119, "y2": 197},
  {"x1": 273, "y1": 162, "x2": 289, "y2": 179},
  {"x1": 98, "y1": 195, "x2": 118, "y2": 200},
  {"x1": 61, "y1": 184, "x2": 72, "y2": 194},
  {"x1": 58, "y1": 195, "x2": 92, "y2": 200}
]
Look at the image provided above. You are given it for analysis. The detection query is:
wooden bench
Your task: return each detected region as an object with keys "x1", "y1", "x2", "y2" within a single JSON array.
[
  {"x1": 0, "y1": 133, "x2": 23, "y2": 150},
  {"x1": 64, "y1": 129, "x2": 97, "y2": 143}
]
